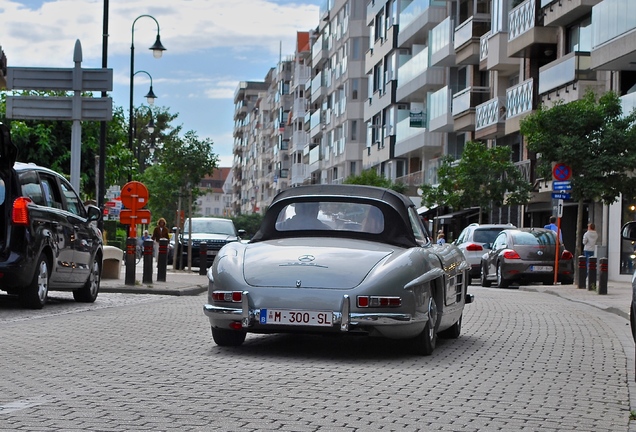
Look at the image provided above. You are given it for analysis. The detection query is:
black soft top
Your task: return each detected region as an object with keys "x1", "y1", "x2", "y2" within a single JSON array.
[{"x1": 250, "y1": 184, "x2": 425, "y2": 248}]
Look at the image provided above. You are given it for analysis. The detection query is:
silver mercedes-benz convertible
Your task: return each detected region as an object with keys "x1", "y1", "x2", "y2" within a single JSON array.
[{"x1": 203, "y1": 184, "x2": 473, "y2": 355}]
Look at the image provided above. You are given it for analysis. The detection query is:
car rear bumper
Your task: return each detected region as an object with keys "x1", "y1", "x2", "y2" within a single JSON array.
[{"x1": 203, "y1": 292, "x2": 424, "y2": 332}]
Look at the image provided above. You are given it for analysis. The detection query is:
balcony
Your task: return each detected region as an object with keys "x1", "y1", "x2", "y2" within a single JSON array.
[
  {"x1": 542, "y1": 0, "x2": 601, "y2": 27},
  {"x1": 507, "y1": 0, "x2": 557, "y2": 58},
  {"x1": 308, "y1": 145, "x2": 322, "y2": 173},
  {"x1": 480, "y1": 31, "x2": 519, "y2": 74},
  {"x1": 590, "y1": 0, "x2": 636, "y2": 70},
  {"x1": 538, "y1": 51, "x2": 596, "y2": 98},
  {"x1": 395, "y1": 116, "x2": 442, "y2": 159},
  {"x1": 396, "y1": 47, "x2": 445, "y2": 103},
  {"x1": 451, "y1": 86, "x2": 490, "y2": 132},
  {"x1": 311, "y1": 71, "x2": 327, "y2": 104},
  {"x1": 312, "y1": 36, "x2": 329, "y2": 66},
  {"x1": 454, "y1": 16, "x2": 491, "y2": 65},
  {"x1": 309, "y1": 109, "x2": 323, "y2": 139},
  {"x1": 475, "y1": 96, "x2": 506, "y2": 140},
  {"x1": 398, "y1": 0, "x2": 447, "y2": 47},
  {"x1": 430, "y1": 17, "x2": 456, "y2": 67},
  {"x1": 291, "y1": 130, "x2": 308, "y2": 154},
  {"x1": 428, "y1": 86, "x2": 454, "y2": 132},
  {"x1": 395, "y1": 170, "x2": 425, "y2": 196},
  {"x1": 290, "y1": 162, "x2": 308, "y2": 186},
  {"x1": 506, "y1": 78, "x2": 534, "y2": 134}
]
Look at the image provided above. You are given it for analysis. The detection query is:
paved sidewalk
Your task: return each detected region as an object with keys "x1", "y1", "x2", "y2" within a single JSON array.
[{"x1": 100, "y1": 264, "x2": 208, "y2": 296}]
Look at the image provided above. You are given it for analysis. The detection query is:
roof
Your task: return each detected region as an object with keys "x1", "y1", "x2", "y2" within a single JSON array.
[
  {"x1": 199, "y1": 167, "x2": 231, "y2": 193},
  {"x1": 251, "y1": 184, "x2": 423, "y2": 248}
]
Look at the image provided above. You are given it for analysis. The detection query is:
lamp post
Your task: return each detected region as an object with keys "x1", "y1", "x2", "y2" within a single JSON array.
[
  {"x1": 129, "y1": 70, "x2": 157, "y2": 179},
  {"x1": 128, "y1": 14, "x2": 165, "y2": 181},
  {"x1": 134, "y1": 106, "x2": 155, "y2": 173}
]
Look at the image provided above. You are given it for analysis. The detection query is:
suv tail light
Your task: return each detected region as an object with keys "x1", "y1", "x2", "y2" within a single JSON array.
[
  {"x1": 12, "y1": 197, "x2": 32, "y2": 226},
  {"x1": 561, "y1": 250, "x2": 573, "y2": 260}
]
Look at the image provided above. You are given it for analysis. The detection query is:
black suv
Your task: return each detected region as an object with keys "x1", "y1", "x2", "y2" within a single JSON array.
[{"x1": 0, "y1": 124, "x2": 103, "y2": 309}]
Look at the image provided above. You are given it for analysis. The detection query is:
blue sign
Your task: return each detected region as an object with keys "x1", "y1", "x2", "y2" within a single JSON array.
[
  {"x1": 552, "y1": 192, "x2": 571, "y2": 200},
  {"x1": 553, "y1": 181, "x2": 572, "y2": 191}
]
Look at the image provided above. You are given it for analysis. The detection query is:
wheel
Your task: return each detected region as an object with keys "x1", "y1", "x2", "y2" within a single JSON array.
[
  {"x1": 438, "y1": 314, "x2": 462, "y2": 339},
  {"x1": 497, "y1": 262, "x2": 510, "y2": 288},
  {"x1": 212, "y1": 327, "x2": 246, "y2": 347},
  {"x1": 480, "y1": 263, "x2": 492, "y2": 287},
  {"x1": 411, "y1": 295, "x2": 438, "y2": 356},
  {"x1": 561, "y1": 278, "x2": 574, "y2": 285},
  {"x1": 20, "y1": 253, "x2": 49, "y2": 309},
  {"x1": 73, "y1": 255, "x2": 101, "y2": 303}
]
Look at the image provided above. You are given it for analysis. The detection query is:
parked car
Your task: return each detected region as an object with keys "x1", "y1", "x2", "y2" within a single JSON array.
[
  {"x1": 176, "y1": 217, "x2": 244, "y2": 268},
  {"x1": 454, "y1": 223, "x2": 516, "y2": 281},
  {"x1": 621, "y1": 221, "x2": 636, "y2": 342},
  {"x1": 480, "y1": 227, "x2": 574, "y2": 288},
  {"x1": 0, "y1": 124, "x2": 103, "y2": 309},
  {"x1": 203, "y1": 184, "x2": 473, "y2": 356}
]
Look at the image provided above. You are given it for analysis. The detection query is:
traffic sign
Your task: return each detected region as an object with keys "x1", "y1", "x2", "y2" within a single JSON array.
[
  {"x1": 552, "y1": 192, "x2": 571, "y2": 200},
  {"x1": 121, "y1": 181, "x2": 149, "y2": 211},
  {"x1": 552, "y1": 163, "x2": 572, "y2": 181},
  {"x1": 553, "y1": 181, "x2": 572, "y2": 191},
  {"x1": 119, "y1": 209, "x2": 151, "y2": 225}
]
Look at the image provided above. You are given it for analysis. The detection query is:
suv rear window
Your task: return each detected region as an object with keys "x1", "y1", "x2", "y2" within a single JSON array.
[{"x1": 473, "y1": 228, "x2": 508, "y2": 244}]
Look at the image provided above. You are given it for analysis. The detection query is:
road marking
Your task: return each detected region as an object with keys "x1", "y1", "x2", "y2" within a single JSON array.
[{"x1": 0, "y1": 395, "x2": 49, "y2": 414}]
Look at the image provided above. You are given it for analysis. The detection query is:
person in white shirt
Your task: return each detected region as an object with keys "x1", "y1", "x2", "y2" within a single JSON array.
[{"x1": 582, "y1": 222, "x2": 598, "y2": 268}]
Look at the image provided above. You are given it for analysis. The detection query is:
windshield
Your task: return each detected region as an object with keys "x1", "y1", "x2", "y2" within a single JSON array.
[
  {"x1": 183, "y1": 219, "x2": 236, "y2": 236},
  {"x1": 474, "y1": 228, "x2": 507, "y2": 244}
]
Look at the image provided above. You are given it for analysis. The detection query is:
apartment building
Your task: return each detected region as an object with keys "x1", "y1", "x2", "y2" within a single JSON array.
[
  {"x1": 195, "y1": 167, "x2": 232, "y2": 217},
  {"x1": 230, "y1": 0, "x2": 636, "y2": 282}
]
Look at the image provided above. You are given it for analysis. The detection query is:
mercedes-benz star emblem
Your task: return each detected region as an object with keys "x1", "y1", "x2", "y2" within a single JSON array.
[
  {"x1": 298, "y1": 255, "x2": 315, "y2": 262},
  {"x1": 537, "y1": 250, "x2": 544, "y2": 256}
]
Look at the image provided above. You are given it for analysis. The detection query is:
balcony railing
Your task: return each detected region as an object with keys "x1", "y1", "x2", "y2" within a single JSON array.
[
  {"x1": 480, "y1": 31, "x2": 490, "y2": 62},
  {"x1": 506, "y1": 78, "x2": 534, "y2": 118},
  {"x1": 451, "y1": 86, "x2": 490, "y2": 116},
  {"x1": 538, "y1": 52, "x2": 595, "y2": 95},
  {"x1": 476, "y1": 96, "x2": 506, "y2": 130},
  {"x1": 398, "y1": 46, "x2": 429, "y2": 85},
  {"x1": 429, "y1": 86, "x2": 451, "y2": 121},
  {"x1": 592, "y1": 0, "x2": 636, "y2": 49},
  {"x1": 509, "y1": 0, "x2": 537, "y2": 41},
  {"x1": 431, "y1": 16, "x2": 453, "y2": 56},
  {"x1": 400, "y1": 0, "x2": 436, "y2": 30},
  {"x1": 454, "y1": 17, "x2": 491, "y2": 50},
  {"x1": 395, "y1": 170, "x2": 424, "y2": 187}
]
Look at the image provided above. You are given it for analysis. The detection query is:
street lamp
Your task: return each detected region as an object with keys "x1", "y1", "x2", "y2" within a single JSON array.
[
  {"x1": 133, "y1": 106, "x2": 155, "y2": 173},
  {"x1": 130, "y1": 70, "x2": 157, "y2": 179},
  {"x1": 128, "y1": 14, "x2": 166, "y2": 181}
]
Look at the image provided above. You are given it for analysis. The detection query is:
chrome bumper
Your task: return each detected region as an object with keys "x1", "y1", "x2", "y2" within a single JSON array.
[{"x1": 203, "y1": 292, "x2": 424, "y2": 332}]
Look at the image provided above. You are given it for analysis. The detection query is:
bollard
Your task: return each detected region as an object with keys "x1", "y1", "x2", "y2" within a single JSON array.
[
  {"x1": 598, "y1": 257, "x2": 608, "y2": 295},
  {"x1": 577, "y1": 256, "x2": 587, "y2": 289},
  {"x1": 587, "y1": 257, "x2": 597, "y2": 291},
  {"x1": 157, "y1": 238, "x2": 168, "y2": 282},
  {"x1": 125, "y1": 237, "x2": 136, "y2": 286},
  {"x1": 173, "y1": 241, "x2": 182, "y2": 270},
  {"x1": 199, "y1": 242, "x2": 208, "y2": 275},
  {"x1": 142, "y1": 239, "x2": 153, "y2": 284}
]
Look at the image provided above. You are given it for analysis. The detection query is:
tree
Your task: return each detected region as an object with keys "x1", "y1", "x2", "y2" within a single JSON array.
[
  {"x1": 344, "y1": 169, "x2": 407, "y2": 193},
  {"x1": 419, "y1": 141, "x2": 532, "y2": 223},
  {"x1": 520, "y1": 90, "x2": 636, "y2": 262}
]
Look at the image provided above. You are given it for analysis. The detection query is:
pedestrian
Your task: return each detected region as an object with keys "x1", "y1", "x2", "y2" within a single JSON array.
[
  {"x1": 582, "y1": 223, "x2": 598, "y2": 268},
  {"x1": 437, "y1": 232, "x2": 446, "y2": 245},
  {"x1": 151, "y1": 218, "x2": 170, "y2": 257},
  {"x1": 141, "y1": 229, "x2": 151, "y2": 242},
  {"x1": 544, "y1": 215, "x2": 562, "y2": 241}
]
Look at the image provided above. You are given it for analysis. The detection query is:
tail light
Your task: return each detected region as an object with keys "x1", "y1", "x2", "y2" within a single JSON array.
[
  {"x1": 357, "y1": 296, "x2": 401, "y2": 308},
  {"x1": 212, "y1": 291, "x2": 242, "y2": 302},
  {"x1": 502, "y1": 249, "x2": 521, "y2": 259},
  {"x1": 12, "y1": 197, "x2": 32, "y2": 226},
  {"x1": 561, "y1": 250, "x2": 573, "y2": 260},
  {"x1": 465, "y1": 243, "x2": 483, "y2": 252}
]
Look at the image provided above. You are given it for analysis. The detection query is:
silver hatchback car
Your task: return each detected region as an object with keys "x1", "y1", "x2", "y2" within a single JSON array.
[{"x1": 454, "y1": 223, "x2": 515, "y2": 281}]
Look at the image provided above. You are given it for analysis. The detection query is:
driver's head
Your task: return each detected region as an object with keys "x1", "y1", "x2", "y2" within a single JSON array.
[{"x1": 295, "y1": 202, "x2": 320, "y2": 218}]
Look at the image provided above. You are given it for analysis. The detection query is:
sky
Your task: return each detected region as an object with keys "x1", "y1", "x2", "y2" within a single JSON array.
[{"x1": 0, "y1": 0, "x2": 322, "y2": 167}]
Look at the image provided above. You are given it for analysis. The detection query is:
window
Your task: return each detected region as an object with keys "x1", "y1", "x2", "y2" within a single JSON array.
[
  {"x1": 351, "y1": 120, "x2": 358, "y2": 141},
  {"x1": 567, "y1": 15, "x2": 592, "y2": 53},
  {"x1": 59, "y1": 178, "x2": 84, "y2": 216}
]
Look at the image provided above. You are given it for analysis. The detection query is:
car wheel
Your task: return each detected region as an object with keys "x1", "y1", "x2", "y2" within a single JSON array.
[
  {"x1": 73, "y1": 255, "x2": 101, "y2": 303},
  {"x1": 480, "y1": 263, "x2": 492, "y2": 287},
  {"x1": 20, "y1": 253, "x2": 49, "y2": 309},
  {"x1": 212, "y1": 327, "x2": 246, "y2": 347},
  {"x1": 411, "y1": 295, "x2": 438, "y2": 356},
  {"x1": 560, "y1": 278, "x2": 574, "y2": 285},
  {"x1": 497, "y1": 262, "x2": 510, "y2": 288},
  {"x1": 438, "y1": 313, "x2": 462, "y2": 339}
]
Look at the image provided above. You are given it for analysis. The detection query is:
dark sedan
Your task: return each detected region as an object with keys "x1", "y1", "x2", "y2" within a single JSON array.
[
  {"x1": 480, "y1": 227, "x2": 574, "y2": 288},
  {"x1": 621, "y1": 221, "x2": 636, "y2": 343}
]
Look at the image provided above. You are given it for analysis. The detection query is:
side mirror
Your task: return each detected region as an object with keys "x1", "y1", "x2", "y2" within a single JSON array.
[
  {"x1": 86, "y1": 205, "x2": 102, "y2": 222},
  {"x1": 238, "y1": 229, "x2": 247, "y2": 237},
  {"x1": 621, "y1": 221, "x2": 636, "y2": 241}
]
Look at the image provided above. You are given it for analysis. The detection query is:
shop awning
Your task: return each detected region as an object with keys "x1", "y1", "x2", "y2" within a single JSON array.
[{"x1": 433, "y1": 208, "x2": 480, "y2": 220}]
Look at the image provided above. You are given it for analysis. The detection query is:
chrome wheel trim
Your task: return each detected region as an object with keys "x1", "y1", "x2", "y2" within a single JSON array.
[
  {"x1": 427, "y1": 296, "x2": 438, "y2": 342},
  {"x1": 89, "y1": 260, "x2": 101, "y2": 296},
  {"x1": 37, "y1": 260, "x2": 49, "y2": 303}
]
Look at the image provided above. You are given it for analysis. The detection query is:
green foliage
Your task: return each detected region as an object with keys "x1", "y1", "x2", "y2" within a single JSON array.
[
  {"x1": 520, "y1": 90, "x2": 636, "y2": 205},
  {"x1": 231, "y1": 213, "x2": 264, "y2": 239},
  {"x1": 344, "y1": 169, "x2": 407, "y2": 193},
  {"x1": 419, "y1": 141, "x2": 532, "y2": 218}
]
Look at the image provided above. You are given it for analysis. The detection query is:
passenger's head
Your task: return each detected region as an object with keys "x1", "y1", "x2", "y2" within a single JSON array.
[
  {"x1": 363, "y1": 206, "x2": 384, "y2": 233},
  {"x1": 295, "y1": 202, "x2": 320, "y2": 218},
  {"x1": 588, "y1": 223, "x2": 595, "y2": 230},
  {"x1": 549, "y1": 216, "x2": 556, "y2": 223}
]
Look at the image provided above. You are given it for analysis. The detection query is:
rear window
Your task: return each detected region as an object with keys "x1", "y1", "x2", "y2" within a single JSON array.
[
  {"x1": 512, "y1": 231, "x2": 556, "y2": 246},
  {"x1": 0, "y1": 178, "x2": 5, "y2": 205},
  {"x1": 275, "y1": 201, "x2": 384, "y2": 234},
  {"x1": 184, "y1": 219, "x2": 236, "y2": 235},
  {"x1": 473, "y1": 228, "x2": 507, "y2": 244}
]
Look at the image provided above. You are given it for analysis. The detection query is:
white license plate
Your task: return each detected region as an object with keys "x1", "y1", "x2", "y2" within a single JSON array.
[
  {"x1": 260, "y1": 309, "x2": 333, "y2": 327},
  {"x1": 530, "y1": 265, "x2": 552, "y2": 271}
]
